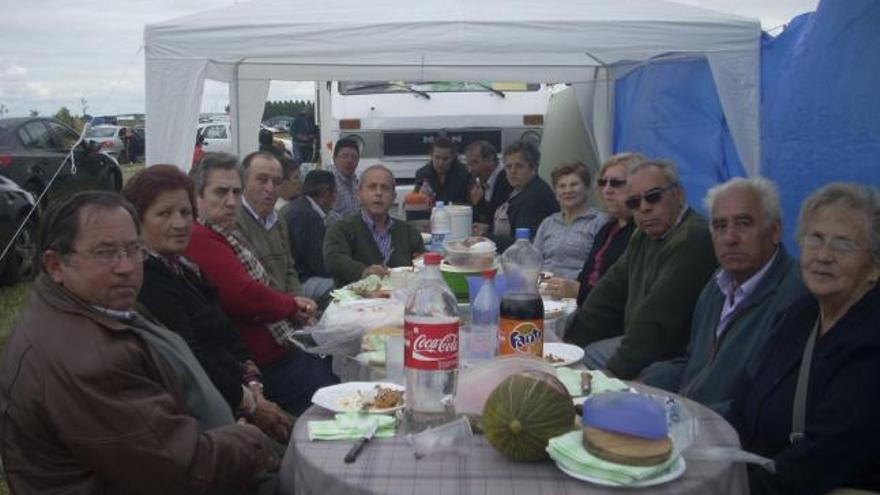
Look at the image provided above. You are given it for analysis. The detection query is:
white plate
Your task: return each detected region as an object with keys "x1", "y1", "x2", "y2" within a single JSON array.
[
  {"x1": 543, "y1": 342, "x2": 585, "y2": 367},
  {"x1": 311, "y1": 382, "x2": 405, "y2": 414},
  {"x1": 555, "y1": 455, "x2": 686, "y2": 488}
]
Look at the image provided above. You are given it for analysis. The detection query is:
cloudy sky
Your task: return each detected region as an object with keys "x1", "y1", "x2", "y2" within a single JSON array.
[{"x1": 0, "y1": 0, "x2": 818, "y2": 118}]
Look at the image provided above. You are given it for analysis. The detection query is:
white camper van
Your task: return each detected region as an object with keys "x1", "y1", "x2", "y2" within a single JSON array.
[{"x1": 316, "y1": 81, "x2": 552, "y2": 193}]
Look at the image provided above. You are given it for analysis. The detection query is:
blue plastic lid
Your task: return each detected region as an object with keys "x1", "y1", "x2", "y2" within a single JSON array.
[
  {"x1": 515, "y1": 228, "x2": 530, "y2": 239},
  {"x1": 435, "y1": 201, "x2": 445, "y2": 208},
  {"x1": 581, "y1": 391, "x2": 668, "y2": 440}
]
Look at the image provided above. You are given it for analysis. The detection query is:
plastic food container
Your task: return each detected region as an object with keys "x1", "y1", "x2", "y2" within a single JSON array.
[{"x1": 442, "y1": 237, "x2": 497, "y2": 270}]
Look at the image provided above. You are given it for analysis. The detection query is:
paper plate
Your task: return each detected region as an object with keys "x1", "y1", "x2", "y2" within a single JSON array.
[
  {"x1": 555, "y1": 455, "x2": 686, "y2": 488},
  {"x1": 543, "y1": 342, "x2": 585, "y2": 367},
  {"x1": 311, "y1": 382, "x2": 405, "y2": 414}
]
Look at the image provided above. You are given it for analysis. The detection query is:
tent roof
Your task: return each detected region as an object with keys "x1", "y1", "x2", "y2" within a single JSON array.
[
  {"x1": 145, "y1": 0, "x2": 759, "y2": 82},
  {"x1": 143, "y1": 0, "x2": 761, "y2": 175}
]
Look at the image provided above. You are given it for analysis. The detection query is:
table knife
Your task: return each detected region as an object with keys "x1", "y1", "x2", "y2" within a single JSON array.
[{"x1": 344, "y1": 421, "x2": 380, "y2": 463}]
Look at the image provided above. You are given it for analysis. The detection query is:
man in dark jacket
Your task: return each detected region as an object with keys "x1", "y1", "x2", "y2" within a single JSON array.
[
  {"x1": 640, "y1": 177, "x2": 806, "y2": 415},
  {"x1": 465, "y1": 140, "x2": 512, "y2": 225},
  {"x1": 282, "y1": 169, "x2": 337, "y2": 307},
  {"x1": 0, "y1": 192, "x2": 275, "y2": 494},
  {"x1": 414, "y1": 135, "x2": 472, "y2": 205},
  {"x1": 324, "y1": 165, "x2": 425, "y2": 286},
  {"x1": 565, "y1": 160, "x2": 718, "y2": 379}
]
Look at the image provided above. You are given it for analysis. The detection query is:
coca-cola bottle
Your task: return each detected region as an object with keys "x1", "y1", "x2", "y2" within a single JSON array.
[{"x1": 404, "y1": 252, "x2": 459, "y2": 431}]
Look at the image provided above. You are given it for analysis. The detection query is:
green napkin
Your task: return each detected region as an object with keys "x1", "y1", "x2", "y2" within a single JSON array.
[
  {"x1": 556, "y1": 368, "x2": 629, "y2": 397},
  {"x1": 308, "y1": 413, "x2": 397, "y2": 441},
  {"x1": 547, "y1": 431, "x2": 678, "y2": 485},
  {"x1": 356, "y1": 334, "x2": 388, "y2": 365},
  {"x1": 330, "y1": 288, "x2": 361, "y2": 302}
]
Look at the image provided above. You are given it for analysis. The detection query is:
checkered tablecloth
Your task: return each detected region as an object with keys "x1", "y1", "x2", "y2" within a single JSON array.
[{"x1": 279, "y1": 394, "x2": 748, "y2": 495}]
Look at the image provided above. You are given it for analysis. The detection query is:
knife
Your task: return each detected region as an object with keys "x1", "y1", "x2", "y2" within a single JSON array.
[{"x1": 344, "y1": 421, "x2": 380, "y2": 463}]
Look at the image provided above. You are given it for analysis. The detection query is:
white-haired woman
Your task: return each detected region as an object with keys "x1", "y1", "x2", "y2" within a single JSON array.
[{"x1": 733, "y1": 182, "x2": 880, "y2": 495}]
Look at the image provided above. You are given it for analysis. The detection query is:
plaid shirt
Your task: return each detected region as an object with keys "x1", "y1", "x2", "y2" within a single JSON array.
[
  {"x1": 332, "y1": 166, "x2": 360, "y2": 218},
  {"x1": 361, "y1": 210, "x2": 394, "y2": 264}
]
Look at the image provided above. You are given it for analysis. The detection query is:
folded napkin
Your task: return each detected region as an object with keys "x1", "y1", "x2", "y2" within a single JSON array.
[
  {"x1": 330, "y1": 288, "x2": 362, "y2": 302},
  {"x1": 556, "y1": 368, "x2": 629, "y2": 397},
  {"x1": 308, "y1": 413, "x2": 397, "y2": 441},
  {"x1": 547, "y1": 430, "x2": 679, "y2": 485}
]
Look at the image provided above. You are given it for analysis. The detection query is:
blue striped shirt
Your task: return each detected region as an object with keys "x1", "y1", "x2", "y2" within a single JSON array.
[{"x1": 361, "y1": 210, "x2": 395, "y2": 264}]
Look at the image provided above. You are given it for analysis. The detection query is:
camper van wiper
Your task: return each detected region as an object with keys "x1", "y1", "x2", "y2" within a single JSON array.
[
  {"x1": 346, "y1": 82, "x2": 431, "y2": 99},
  {"x1": 474, "y1": 82, "x2": 506, "y2": 98}
]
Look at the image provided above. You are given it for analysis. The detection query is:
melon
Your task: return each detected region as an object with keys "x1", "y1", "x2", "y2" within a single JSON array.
[{"x1": 482, "y1": 371, "x2": 575, "y2": 461}]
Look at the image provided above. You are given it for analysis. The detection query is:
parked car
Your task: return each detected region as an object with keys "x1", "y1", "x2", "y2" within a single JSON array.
[
  {"x1": 84, "y1": 124, "x2": 126, "y2": 158},
  {"x1": 0, "y1": 175, "x2": 37, "y2": 285},
  {"x1": 0, "y1": 117, "x2": 123, "y2": 205},
  {"x1": 197, "y1": 121, "x2": 233, "y2": 154}
]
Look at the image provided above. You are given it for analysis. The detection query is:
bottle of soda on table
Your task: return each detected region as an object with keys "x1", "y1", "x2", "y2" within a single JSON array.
[
  {"x1": 429, "y1": 201, "x2": 451, "y2": 252},
  {"x1": 498, "y1": 228, "x2": 544, "y2": 357},
  {"x1": 404, "y1": 252, "x2": 459, "y2": 431}
]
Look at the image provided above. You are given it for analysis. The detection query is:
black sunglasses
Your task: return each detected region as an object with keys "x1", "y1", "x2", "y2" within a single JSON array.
[
  {"x1": 624, "y1": 183, "x2": 678, "y2": 210},
  {"x1": 597, "y1": 177, "x2": 627, "y2": 188}
]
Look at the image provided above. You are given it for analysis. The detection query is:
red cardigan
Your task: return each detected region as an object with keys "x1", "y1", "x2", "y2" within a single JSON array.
[{"x1": 185, "y1": 222, "x2": 299, "y2": 366}]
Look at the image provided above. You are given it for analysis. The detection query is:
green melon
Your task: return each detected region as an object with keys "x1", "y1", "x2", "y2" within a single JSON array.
[{"x1": 482, "y1": 371, "x2": 575, "y2": 461}]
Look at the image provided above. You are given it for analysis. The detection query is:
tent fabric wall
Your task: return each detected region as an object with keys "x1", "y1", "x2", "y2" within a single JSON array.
[
  {"x1": 144, "y1": 0, "x2": 761, "y2": 175},
  {"x1": 611, "y1": 0, "x2": 879, "y2": 252}
]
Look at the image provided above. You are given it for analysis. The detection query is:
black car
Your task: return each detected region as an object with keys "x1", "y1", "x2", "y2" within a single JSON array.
[
  {"x1": 0, "y1": 175, "x2": 37, "y2": 285},
  {"x1": 0, "y1": 117, "x2": 123, "y2": 205}
]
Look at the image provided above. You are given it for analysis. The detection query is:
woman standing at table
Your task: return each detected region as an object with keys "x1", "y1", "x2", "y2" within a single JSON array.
[
  {"x1": 123, "y1": 165, "x2": 292, "y2": 441},
  {"x1": 542, "y1": 153, "x2": 642, "y2": 304},
  {"x1": 532, "y1": 162, "x2": 606, "y2": 280},
  {"x1": 487, "y1": 140, "x2": 559, "y2": 251},
  {"x1": 732, "y1": 183, "x2": 880, "y2": 495}
]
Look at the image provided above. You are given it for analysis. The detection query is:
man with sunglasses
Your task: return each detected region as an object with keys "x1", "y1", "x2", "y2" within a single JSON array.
[
  {"x1": 565, "y1": 160, "x2": 717, "y2": 379},
  {"x1": 0, "y1": 192, "x2": 277, "y2": 494}
]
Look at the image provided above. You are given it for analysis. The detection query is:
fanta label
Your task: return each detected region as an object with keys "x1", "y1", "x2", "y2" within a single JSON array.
[{"x1": 498, "y1": 318, "x2": 544, "y2": 356}]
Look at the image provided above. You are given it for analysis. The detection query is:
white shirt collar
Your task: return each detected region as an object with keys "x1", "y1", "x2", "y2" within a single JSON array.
[
  {"x1": 242, "y1": 196, "x2": 278, "y2": 229},
  {"x1": 715, "y1": 247, "x2": 779, "y2": 303},
  {"x1": 306, "y1": 195, "x2": 327, "y2": 220}
]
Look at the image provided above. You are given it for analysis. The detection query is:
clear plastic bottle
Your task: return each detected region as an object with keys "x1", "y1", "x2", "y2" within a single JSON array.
[
  {"x1": 498, "y1": 228, "x2": 544, "y2": 357},
  {"x1": 404, "y1": 252, "x2": 460, "y2": 431},
  {"x1": 429, "y1": 201, "x2": 451, "y2": 251},
  {"x1": 420, "y1": 179, "x2": 435, "y2": 204},
  {"x1": 461, "y1": 269, "x2": 499, "y2": 368}
]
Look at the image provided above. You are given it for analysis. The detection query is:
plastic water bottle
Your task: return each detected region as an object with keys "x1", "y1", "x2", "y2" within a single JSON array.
[
  {"x1": 462, "y1": 269, "x2": 499, "y2": 368},
  {"x1": 498, "y1": 228, "x2": 544, "y2": 357},
  {"x1": 404, "y1": 252, "x2": 460, "y2": 431},
  {"x1": 420, "y1": 179, "x2": 435, "y2": 204},
  {"x1": 430, "y1": 201, "x2": 451, "y2": 251}
]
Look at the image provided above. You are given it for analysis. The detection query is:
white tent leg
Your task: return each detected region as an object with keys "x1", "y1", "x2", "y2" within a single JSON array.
[
  {"x1": 229, "y1": 72, "x2": 271, "y2": 159},
  {"x1": 145, "y1": 57, "x2": 207, "y2": 171}
]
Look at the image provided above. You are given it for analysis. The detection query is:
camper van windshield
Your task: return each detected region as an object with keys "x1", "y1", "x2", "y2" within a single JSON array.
[{"x1": 339, "y1": 81, "x2": 539, "y2": 95}]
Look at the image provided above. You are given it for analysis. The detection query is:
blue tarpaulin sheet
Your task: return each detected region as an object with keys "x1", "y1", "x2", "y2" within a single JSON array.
[{"x1": 613, "y1": 0, "x2": 880, "y2": 252}]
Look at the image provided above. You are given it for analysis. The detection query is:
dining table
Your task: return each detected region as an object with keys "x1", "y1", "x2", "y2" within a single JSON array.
[{"x1": 279, "y1": 386, "x2": 749, "y2": 495}]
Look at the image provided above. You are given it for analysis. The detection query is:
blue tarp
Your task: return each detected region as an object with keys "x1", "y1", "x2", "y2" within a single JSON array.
[{"x1": 613, "y1": 0, "x2": 880, "y2": 252}]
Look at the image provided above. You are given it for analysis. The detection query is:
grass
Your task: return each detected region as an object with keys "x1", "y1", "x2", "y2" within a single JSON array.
[{"x1": 0, "y1": 162, "x2": 144, "y2": 493}]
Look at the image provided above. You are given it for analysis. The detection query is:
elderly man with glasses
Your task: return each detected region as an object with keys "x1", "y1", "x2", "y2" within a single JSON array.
[{"x1": 564, "y1": 160, "x2": 717, "y2": 379}]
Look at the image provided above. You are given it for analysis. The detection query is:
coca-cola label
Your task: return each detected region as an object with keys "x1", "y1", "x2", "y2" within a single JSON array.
[{"x1": 404, "y1": 319, "x2": 459, "y2": 371}]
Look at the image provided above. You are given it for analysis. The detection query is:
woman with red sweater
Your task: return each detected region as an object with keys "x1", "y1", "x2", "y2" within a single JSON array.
[{"x1": 184, "y1": 152, "x2": 337, "y2": 416}]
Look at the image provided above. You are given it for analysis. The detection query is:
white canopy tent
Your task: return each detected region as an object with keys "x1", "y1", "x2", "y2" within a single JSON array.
[{"x1": 144, "y1": 0, "x2": 761, "y2": 175}]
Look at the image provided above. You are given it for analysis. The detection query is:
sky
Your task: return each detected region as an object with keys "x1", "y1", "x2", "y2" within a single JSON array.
[{"x1": 0, "y1": 0, "x2": 819, "y2": 119}]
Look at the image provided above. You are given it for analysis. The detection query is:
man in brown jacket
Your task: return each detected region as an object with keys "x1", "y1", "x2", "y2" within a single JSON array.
[{"x1": 0, "y1": 192, "x2": 276, "y2": 494}]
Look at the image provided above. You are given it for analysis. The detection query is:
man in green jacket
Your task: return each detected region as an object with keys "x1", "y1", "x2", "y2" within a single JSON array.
[
  {"x1": 324, "y1": 165, "x2": 425, "y2": 286},
  {"x1": 564, "y1": 160, "x2": 717, "y2": 379},
  {"x1": 641, "y1": 177, "x2": 806, "y2": 416},
  {"x1": 236, "y1": 151, "x2": 304, "y2": 296}
]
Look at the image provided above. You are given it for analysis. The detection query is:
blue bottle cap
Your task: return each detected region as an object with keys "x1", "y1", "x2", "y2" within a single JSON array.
[{"x1": 515, "y1": 228, "x2": 530, "y2": 239}]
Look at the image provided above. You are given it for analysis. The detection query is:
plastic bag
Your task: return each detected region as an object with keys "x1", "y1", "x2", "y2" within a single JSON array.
[
  {"x1": 288, "y1": 322, "x2": 364, "y2": 356},
  {"x1": 453, "y1": 356, "x2": 556, "y2": 416}
]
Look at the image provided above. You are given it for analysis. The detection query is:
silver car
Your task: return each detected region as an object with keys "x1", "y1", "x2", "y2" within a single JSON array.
[{"x1": 84, "y1": 124, "x2": 126, "y2": 158}]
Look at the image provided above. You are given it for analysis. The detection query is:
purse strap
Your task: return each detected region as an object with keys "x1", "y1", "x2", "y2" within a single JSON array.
[{"x1": 790, "y1": 317, "x2": 820, "y2": 443}]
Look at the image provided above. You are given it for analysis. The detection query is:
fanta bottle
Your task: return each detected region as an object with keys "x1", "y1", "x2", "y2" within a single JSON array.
[{"x1": 498, "y1": 228, "x2": 544, "y2": 356}]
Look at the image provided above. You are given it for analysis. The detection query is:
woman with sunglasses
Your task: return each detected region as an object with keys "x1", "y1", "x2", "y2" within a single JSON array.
[
  {"x1": 543, "y1": 153, "x2": 643, "y2": 304},
  {"x1": 488, "y1": 140, "x2": 559, "y2": 251}
]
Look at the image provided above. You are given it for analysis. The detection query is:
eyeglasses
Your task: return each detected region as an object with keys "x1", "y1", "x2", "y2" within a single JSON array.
[
  {"x1": 71, "y1": 243, "x2": 146, "y2": 266},
  {"x1": 597, "y1": 177, "x2": 627, "y2": 189},
  {"x1": 801, "y1": 233, "x2": 863, "y2": 257},
  {"x1": 624, "y1": 183, "x2": 678, "y2": 210}
]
